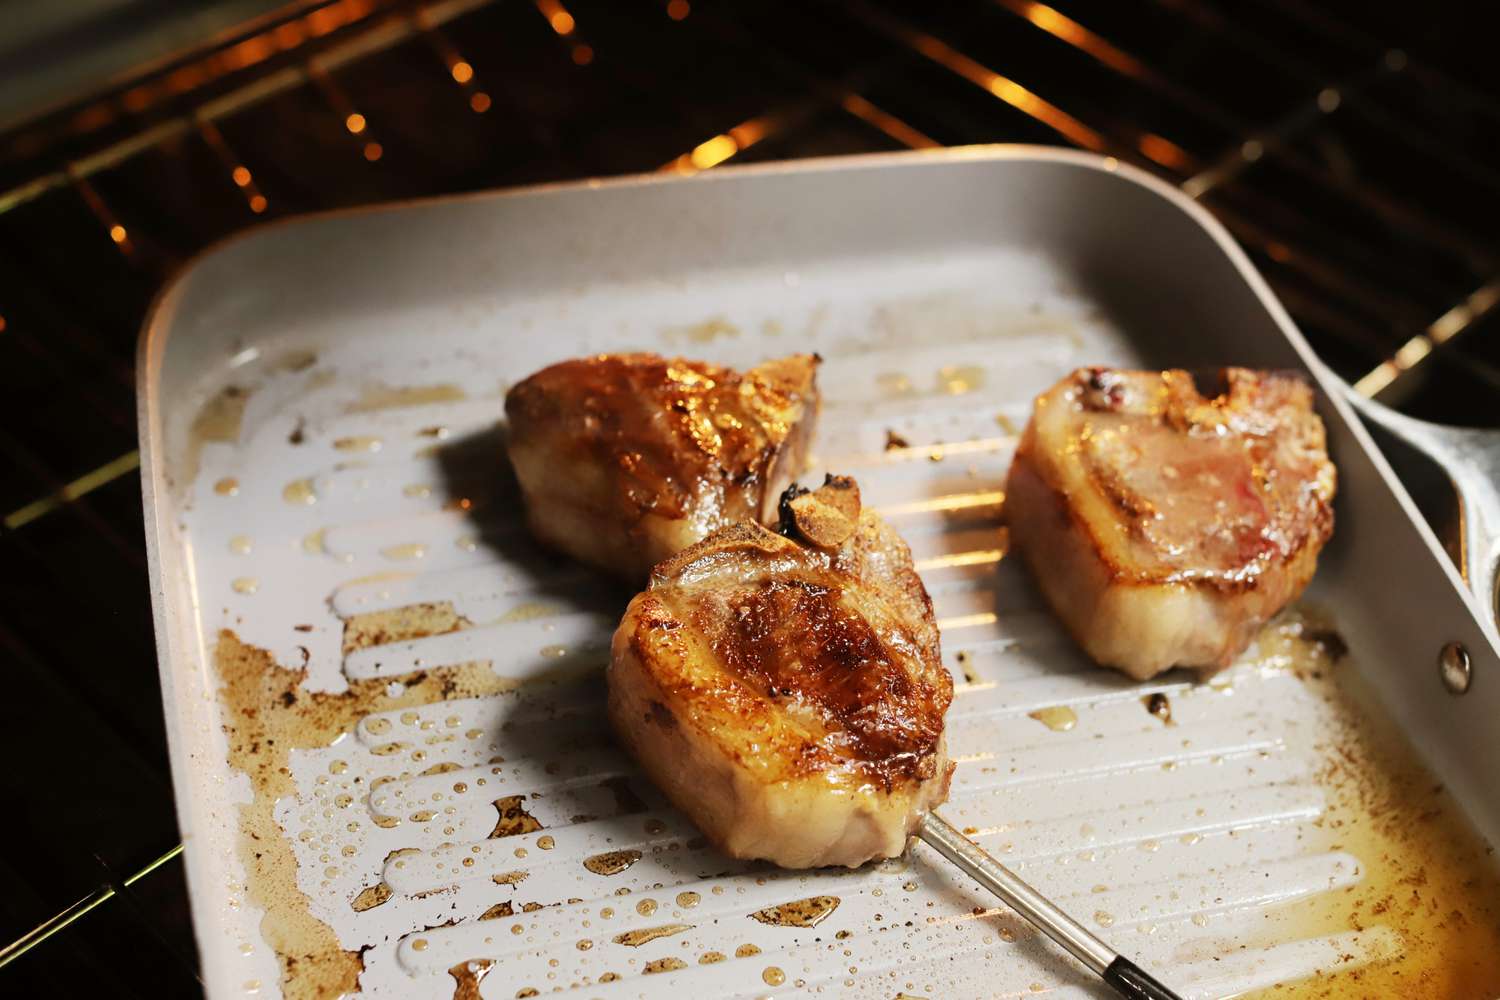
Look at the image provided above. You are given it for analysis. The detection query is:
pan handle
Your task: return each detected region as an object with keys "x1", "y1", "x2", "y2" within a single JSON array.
[{"x1": 1341, "y1": 388, "x2": 1500, "y2": 631}]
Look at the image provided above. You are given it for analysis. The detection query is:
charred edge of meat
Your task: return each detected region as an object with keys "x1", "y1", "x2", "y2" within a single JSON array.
[
  {"x1": 777, "y1": 475, "x2": 863, "y2": 549},
  {"x1": 777, "y1": 483, "x2": 812, "y2": 537}
]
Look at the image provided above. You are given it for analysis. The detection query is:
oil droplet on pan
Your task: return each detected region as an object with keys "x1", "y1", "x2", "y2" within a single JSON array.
[
  {"x1": 282, "y1": 478, "x2": 316, "y2": 505},
  {"x1": 381, "y1": 543, "x2": 426, "y2": 560},
  {"x1": 937, "y1": 364, "x2": 986, "y2": 395},
  {"x1": 1028, "y1": 705, "x2": 1077, "y2": 732}
]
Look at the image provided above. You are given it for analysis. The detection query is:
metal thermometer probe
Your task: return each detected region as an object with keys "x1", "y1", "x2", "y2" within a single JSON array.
[{"x1": 920, "y1": 812, "x2": 1184, "y2": 1000}]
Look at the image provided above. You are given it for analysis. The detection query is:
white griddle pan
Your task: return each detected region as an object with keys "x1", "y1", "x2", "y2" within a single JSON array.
[{"x1": 138, "y1": 147, "x2": 1500, "y2": 999}]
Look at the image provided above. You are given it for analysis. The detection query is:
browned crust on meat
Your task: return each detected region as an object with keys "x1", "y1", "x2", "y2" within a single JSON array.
[
  {"x1": 505, "y1": 352, "x2": 818, "y2": 519},
  {"x1": 624, "y1": 517, "x2": 951, "y2": 789},
  {"x1": 1013, "y1": 366, "x2": 1336, "y2": 594},
  {"x1": 504, "y1": 353, "x2": 819, "y2": 579}
]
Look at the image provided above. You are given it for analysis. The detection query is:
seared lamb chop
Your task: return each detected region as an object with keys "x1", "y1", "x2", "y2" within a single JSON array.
[
  {"x1": 505, "y1": 353, "x2": 819, "y2": 582},
  {"x1": 1006, "y1": 367, "x2": 1336, "y2": 680},
  {"x1": 608, "y1": 477, "x2": 954, "y2": 868}
]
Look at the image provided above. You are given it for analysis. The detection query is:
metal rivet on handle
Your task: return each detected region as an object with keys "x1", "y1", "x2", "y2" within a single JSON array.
[{"x1": 1438, "y1": 641, "x2": 1471, "y2": 695}]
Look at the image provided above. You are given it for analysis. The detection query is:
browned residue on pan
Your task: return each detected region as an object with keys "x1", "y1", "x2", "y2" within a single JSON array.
[
  {"x1": 346, "y1": 382, "x2": 467, "y2": 414},
  {"x1": 749, "y1": 895, "x2": 841, "y2": 928},
  {"x1": 1238, "y1": 613, "x2": 1500, "y2": 999},
  {"x1": 955, "y1": 649, "x2": 978, "y2": 685},
  {"x1": 489, "y1": 795, "x2": 543, "y2": 839},
  {"x1": 342, "y1": 601, "x2": 470, "y2": 655},
  {"x1": 612, "y1": 923, "x2": 694, "y2": 947},
  {"x1": 350, "y1": 881, "x2": 392, "y2": 913},
  {"x1": 185, "y1": 383, "x2": 250, "y2": 484},
  {"x1": 491, "y1": 870, "x2": 529, "y2": 886},
  {"x1": 664, "y1": 316, "x2": 740, "y2": 345},
  {"x1": 193, "y1": 384, "x2": 249, "y2": 443},
  {"x1": 350, "y1": 847, "x2": 419, "y2": 913},
  {"x1": 447, "y1": 959, "x2": 494, "y2": 1000},
  {"x1": 479, "y1": 901, "x2": 514, "y2": 920},
  {"x1": 583, "y1": 849, "x2": 642, "y2": 876},
  {"x1": 214, "y1": 630, "x2": 518, "y2": 1000}
]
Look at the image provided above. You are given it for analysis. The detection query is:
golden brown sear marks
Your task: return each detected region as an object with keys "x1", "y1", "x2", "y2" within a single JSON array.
[
  {"x1": 504, "y1": 353, "x2": 819, "y2": 581},
  {"x1": 706, "y1": 577, "x2": 943, "y2": 782},
  {"x1": 1006, "y1": 367, "x2": 1337, "y2": 679},
  {"x1": 608, "y1": 479, "x2": 953, "y2": 869},
  {"x1": 1069, "y1": 367, "x2": 1334, "y2": 586}
]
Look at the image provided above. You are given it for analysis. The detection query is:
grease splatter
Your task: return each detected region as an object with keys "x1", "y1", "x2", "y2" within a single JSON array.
[
  {"x1": 584, "y1": 850, "x2": 642, "y2": 876},
  {"x1": 1027, "y1": 705, "x2": 1077, "y2": 732},
  {"x1": 750, "y1": 895, "x2": 841, "y2": 928},
  {"x1": 613, "y1": 923, "x2": 694, "y2": 947}
]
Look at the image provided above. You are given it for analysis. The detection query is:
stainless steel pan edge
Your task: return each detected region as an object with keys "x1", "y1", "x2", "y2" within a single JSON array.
[{"x1": 135, "y1": 145, "x2": 1500, "y2": 996}]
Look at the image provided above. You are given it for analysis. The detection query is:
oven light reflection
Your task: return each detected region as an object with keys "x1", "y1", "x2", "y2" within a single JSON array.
[
  {"x1": 1006, "y1": 0, "x2": 1146, "y2": 79},
  {"x1": 61, "y1": 0, "x2": 378, "y2": 137},
  {"x1": 199, "y1": 120, "x2": 269, "y2": 216},
  {"x1": 1137, "y1": 133, "x2": 1190, "y2": 171},
  {"x1": 692, "y1": 135, "x2": 737, "y2": 170},
  {"x1": 536, "y1": 0, "x2": 576, "y2": 36},
  {"x1": 911, "y1": 33, "x2": 1105, "y2": 152}
]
